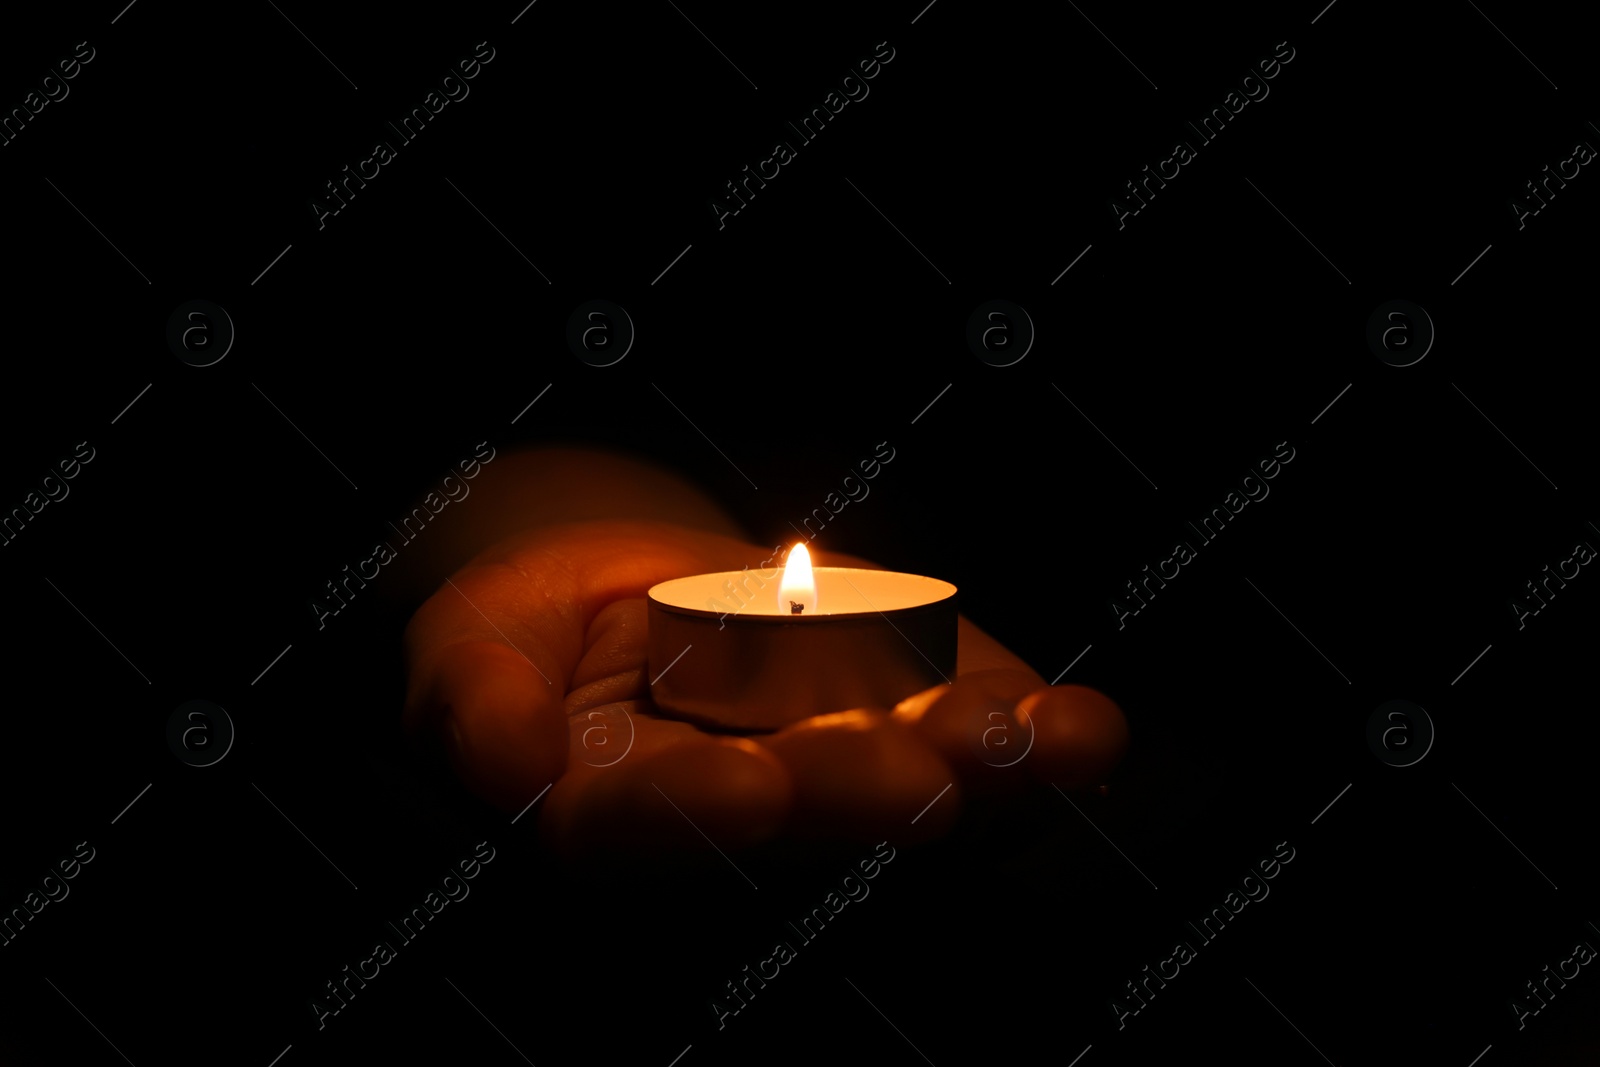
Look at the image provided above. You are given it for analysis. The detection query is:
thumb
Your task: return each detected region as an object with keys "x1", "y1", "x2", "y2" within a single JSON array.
[{"x1": 402, "y1": 520, "x2": 781, "y2": 811}]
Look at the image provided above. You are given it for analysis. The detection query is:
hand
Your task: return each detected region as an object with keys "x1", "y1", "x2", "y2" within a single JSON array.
[{"x1": 402, "y1": 519, "x2": 1128, "y2": 859}]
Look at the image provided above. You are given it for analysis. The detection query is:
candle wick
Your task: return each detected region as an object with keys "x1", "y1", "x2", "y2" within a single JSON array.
[{"x1": 790, "y1": 602, "x2": 804, "y2": 615}]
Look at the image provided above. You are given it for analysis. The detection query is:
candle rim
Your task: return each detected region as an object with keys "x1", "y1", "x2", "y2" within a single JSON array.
[{"x1": 647, "y1": 567, "x2": 957, "y2": 620}]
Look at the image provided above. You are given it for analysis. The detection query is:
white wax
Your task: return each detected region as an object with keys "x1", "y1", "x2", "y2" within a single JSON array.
[{"x1": 648, "y1": 567, "x2": 956, "y2": 618}]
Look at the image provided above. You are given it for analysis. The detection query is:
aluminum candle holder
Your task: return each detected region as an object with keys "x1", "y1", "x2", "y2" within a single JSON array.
[{"x1": 646, "y1": 545, "x2": 958, "y2": 731}]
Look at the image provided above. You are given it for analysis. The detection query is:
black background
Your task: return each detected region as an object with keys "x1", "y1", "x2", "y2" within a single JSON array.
[{"x1": 1, "y1": 1, "x2": 1596, "y2": 1064}]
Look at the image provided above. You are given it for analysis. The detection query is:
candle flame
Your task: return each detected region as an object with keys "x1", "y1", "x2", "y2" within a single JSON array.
[{"x1": 779, "y1": 543, "x2": 817, "y2": 615}]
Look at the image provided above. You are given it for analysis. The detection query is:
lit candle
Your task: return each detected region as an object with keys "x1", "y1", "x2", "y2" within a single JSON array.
[{"x1": 646, "y1": 545, "x2": 958, "y2": 731}]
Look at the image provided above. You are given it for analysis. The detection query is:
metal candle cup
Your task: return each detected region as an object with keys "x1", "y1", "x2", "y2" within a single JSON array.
[{"x1": 646, "y1": 559, "x2": 958, "y2": 732}]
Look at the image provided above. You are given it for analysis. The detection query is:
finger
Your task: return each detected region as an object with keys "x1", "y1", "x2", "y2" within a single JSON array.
[
  {"x1": 890, "y1": 668, "x2": 1043, "y2": 788},
  {"x1": 1016, "y1": 684, "x2": 1130, "y2": 788},
  {"x1": 543, "y1": 727, "x2": 792, "y2": 860},
  {"x1": 760, "y1": 710, "x2": 959, "y2": 843},
  {"x1": 563, "y1": 600, "x2": 651, "y2": 714}
]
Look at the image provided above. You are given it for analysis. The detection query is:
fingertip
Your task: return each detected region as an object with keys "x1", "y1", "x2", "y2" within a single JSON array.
[
  {"x1": 1016, "y1": 684, "x2": 1130, "y2": 789},
  {"x1": 891, "y1": 683, "x2": 952, "y2": 721},
  {"x1": 892, "y1": 678, "x2": 1033, "y2": 783}
]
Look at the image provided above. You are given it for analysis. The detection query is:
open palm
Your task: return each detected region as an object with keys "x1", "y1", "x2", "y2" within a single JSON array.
[{"x1": 403, "y1": 518, "x2": 1128, "y2": 859}]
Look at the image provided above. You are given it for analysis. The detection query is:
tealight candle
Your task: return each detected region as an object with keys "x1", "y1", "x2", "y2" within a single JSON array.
[{"x1": 646, "y1": 544, "x2": 958, "y2": 731}]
